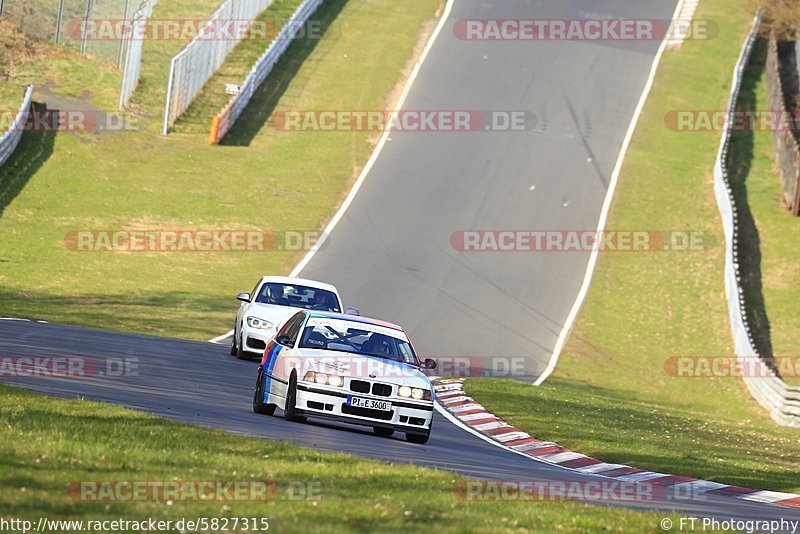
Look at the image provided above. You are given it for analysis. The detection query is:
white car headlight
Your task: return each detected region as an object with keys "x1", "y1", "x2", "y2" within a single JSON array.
[
  {"x1": 246, "y1": 317, "x2": 274, "y2": 330},
  {"x1": 398, "y1": 386, "x2": 412, "y2": 398},
  {"x1": 327, "y1": 375, "x2": 343, "y2": 387},
  {"x1": 303, "y1": 371, "x2": 344, "y2": 387},
  {"x1": 411, "y1": 388, "x2": 424, "y2": 400}
]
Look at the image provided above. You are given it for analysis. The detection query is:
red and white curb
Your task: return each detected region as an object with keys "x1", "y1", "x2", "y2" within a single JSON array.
[{"x1": 433, "y1": 378, "x2": 800, "y2": 510}]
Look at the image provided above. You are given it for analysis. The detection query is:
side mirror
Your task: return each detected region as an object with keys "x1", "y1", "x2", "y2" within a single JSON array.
[
  {"x1": 236, "y1": 292, "x2": 251, "y2": 303},
  {"x1": 422, "y1": 358, "x2": 437, "y2": 370},
  {"x1": 275, "y1": 334, "x2": 292, "y2": 347},
  {"x1": 345, "y1": 307, "x2": 361, "y2": 316}
]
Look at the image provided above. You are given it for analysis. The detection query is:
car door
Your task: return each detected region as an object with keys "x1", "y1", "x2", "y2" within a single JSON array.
[{"x1": 264, "y1": 311, "x2": 306, "y2": 400}]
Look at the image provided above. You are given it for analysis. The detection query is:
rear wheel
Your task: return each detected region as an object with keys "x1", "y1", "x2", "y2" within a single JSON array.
[
  {"x1": 373, "y1": 426, "x2": 394, "y2": 438},
  {"x1": 283, "y1": 374, "x2": 307, "y2": 423},
  {"x1": 253, "y1": 369, "x2": 275, "y2": 415}
]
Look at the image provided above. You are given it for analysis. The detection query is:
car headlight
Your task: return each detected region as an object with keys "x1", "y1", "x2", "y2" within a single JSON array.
[
  {"x1": 399, "y1": 386, "x2": 431, "y2": 400},
  {"x1": 246, "y1": 317, "x2": 274, "y2": 330},
  {"x1": 303, "y1": 371, "x2": 344, "y2": 387}
]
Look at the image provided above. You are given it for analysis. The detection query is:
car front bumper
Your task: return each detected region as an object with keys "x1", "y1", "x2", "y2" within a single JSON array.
[
  {"x1": 241, "y1": 325, "x2": 277, "y2": 354},
  {"x1": 296, "y1": 382, "x2": 433, "y2": 435}
]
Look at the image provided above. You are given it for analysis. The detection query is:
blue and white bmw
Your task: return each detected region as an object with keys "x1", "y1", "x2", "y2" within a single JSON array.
[{"x1": 252, "y1": 310, "x2": 437, "y2": 444}]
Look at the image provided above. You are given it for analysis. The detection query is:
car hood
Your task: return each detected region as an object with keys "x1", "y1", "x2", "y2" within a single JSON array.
[
  {"x1": 297, "y1": 349, "x2": 431, "y2": 388},
  {"x1": 247, "y1": 303, "x2": 303, "y2": 327}
]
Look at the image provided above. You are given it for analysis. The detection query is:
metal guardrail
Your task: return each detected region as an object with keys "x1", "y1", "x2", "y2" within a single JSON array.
[
  {"x1": 161, "y1": 0, "x2": 272, "y2": 134},
  {"x1": 713, "y1": 15, "x2": 800, "y2": 427},
  {"x1": 118, "y1": 0, "x2": 157, "y2": 108},
  {"x1": 208, "y1": 0, "x2": 323, "y2": 144},
  {"x1": 0, "y1": 85, "x2": 33, "y2": 169},
  {"x1": 765, "y1": 33, "x2": 800, "y2": 215}
]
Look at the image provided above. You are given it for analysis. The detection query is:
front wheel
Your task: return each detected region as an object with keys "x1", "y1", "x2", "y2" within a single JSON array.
[
  {"x1": 373, "y1": 426, "x2": 394, "y2": 438},
  {"x1": 405, "y1": 431, "x2": 430, "y2": 444},
  {"x1": 253, "y1": 370, "x2": 276, "y2": 415},
  {"x1": 230, "y1": 328, "x2": 238, "y2": 356},
  {"x1": 236, "y1": 328, "x2": 251, "y2": 360},
  {"x1": 283, "y1": 374, "x2": 307, "y2": 423}
]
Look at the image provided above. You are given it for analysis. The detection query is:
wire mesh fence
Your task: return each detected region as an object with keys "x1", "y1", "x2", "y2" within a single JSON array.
[
  {"x1": 162, "y1": 0, "x2": 272, "y2": 134},
  {"x1": 118, "y1": 0, "x2": 156, "y2": 108},
  {"x1": 0, "y1": 0, "x2": 131, "y2": 66}
]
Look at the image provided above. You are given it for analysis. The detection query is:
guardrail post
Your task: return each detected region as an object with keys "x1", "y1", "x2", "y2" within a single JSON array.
[
  {"x1": 80, "y1": 0, "x2": 92, "y2": 54},
  {"x1": 54, "y1": 0, "x2": 65, "y2": 44},
  {"x1": 116, "y1": 0, "x2": 131, "y2": 68}
]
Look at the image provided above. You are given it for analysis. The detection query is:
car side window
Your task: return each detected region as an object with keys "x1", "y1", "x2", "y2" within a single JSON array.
[{"x1": 280, "y1": 312, "x2": 306, "y2": 346}]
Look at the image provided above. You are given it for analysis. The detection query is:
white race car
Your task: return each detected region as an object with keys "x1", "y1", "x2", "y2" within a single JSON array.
[
  {"x1": 232, "y1": 276, "x2": 352, "y2": 360},
  {"x1": 252, "y1": 310, "x2": 438, "y2": 443}
]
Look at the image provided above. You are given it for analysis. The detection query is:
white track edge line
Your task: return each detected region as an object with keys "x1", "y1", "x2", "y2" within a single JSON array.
[
  {"x1": 533, "y1": 0, "x2": 688, "y2": 386},
  {"x1": 288, "y1": 0, "x2": 456, "y2": 279}
]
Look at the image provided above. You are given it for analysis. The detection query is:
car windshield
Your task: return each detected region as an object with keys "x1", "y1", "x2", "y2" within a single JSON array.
[
  {"x1": 254, "y1": 283, "x2": 341, "y2": 312},
  {"x1": 298, "y1": 317, "x2": 419, "y2": 365}
]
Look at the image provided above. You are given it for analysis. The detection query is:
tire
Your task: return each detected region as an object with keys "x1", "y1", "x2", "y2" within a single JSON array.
[
  {"x1": 405, "y1": 431, "x2": 430, "y2": 444},
  {"x1": 283, "y1": 374, "x2": 307, "y2": 423},
  {"x1": 253, "y1": 369, "x2": 276, "y2": 416},
  {"x1": 373, "y1": 426, "x2": 394, "y2": 438},
  {"x1": 229, "y1": 328, "x2": 238, "y2": 356},
  {"x1": 236, "y1": 328, "x2": 251, "y2": 360}
]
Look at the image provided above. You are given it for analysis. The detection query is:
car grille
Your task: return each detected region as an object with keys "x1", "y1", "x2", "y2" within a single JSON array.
[
  {"x1": 371, "y1": 383, "x2": 392, "y2": 397},
  {"x1": 342, "y1": 404, "x2": 393, "y2": 420},
  {"x1": 349, "y1": 380, "x2": 370, "y2": 393}
]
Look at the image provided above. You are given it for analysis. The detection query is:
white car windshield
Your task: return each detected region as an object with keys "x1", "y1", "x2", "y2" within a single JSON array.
[
  {"x1": 298, "y1": 317, "x2": 419, "y2": 365},
  {"x1": 254, "y1": 283, "x2": 340, "y2": 312}
]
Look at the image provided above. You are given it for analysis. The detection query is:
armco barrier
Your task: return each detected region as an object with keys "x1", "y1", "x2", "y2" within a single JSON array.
[
  {"x1": 162, "y1": 0, "x2": 272, "y2": 134},
  {"x1": 713, "y1": 16, "x2": 800, "y2": 426},
  {"x1": 208, "y1": 0, "x2": 323, "y2": 144},
  {"x1": 0, "y1": 84, "x2": 33, "y2": 168}
]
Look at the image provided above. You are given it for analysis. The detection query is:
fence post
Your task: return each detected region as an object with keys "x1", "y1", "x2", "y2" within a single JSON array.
[
  {"x1": 0, "y1": 0, "x2": 5, "y2": 18},
  {"x1": 162, "y1": 56, "x2": 177, "y2": 135},
  {"x1": 80, "y1": 0, "x2": 92, "y2": 54},
  {"x1": 54, "y1": 0, "x2": 65, "y2": 44},
  {"x1": 116, "y1": 0, "x2": 131, "y2": 68}
]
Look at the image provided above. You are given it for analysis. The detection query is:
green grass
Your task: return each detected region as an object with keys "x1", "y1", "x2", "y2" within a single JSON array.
[
  {"x1": 461, "y1": 0, "x2": 800, "y2": 493},
  {"x1": 0, "y1": 0, "x2": 441, "y2": 341},
  {"x1": 0, "y1": 384, "x2": 679, "y2": 533}
]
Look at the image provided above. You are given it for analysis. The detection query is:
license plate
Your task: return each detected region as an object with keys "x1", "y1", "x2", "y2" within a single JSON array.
[{"x1": 347, "y1": 396, "x2": 391, "y2": 411}]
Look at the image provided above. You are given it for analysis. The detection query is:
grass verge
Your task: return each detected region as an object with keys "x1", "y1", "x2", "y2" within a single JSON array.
[
  {"x1": 0, "y1": 384, "x2": 677, "y2": 533},
  {"x1": 0, "y1": 0, "x2": 440, "y2": 341},
  {"x1": 462, "y1": 0, "x2": 800, "y2": 492}
]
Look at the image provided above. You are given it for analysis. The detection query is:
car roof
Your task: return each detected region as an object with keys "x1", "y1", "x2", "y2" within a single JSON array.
[
  {"x1": 306, "y1": 310, "x2": 404, "y2": 332},
  {"x1": 260, "y1": 276, "x2": 339, "y2": 294}
]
